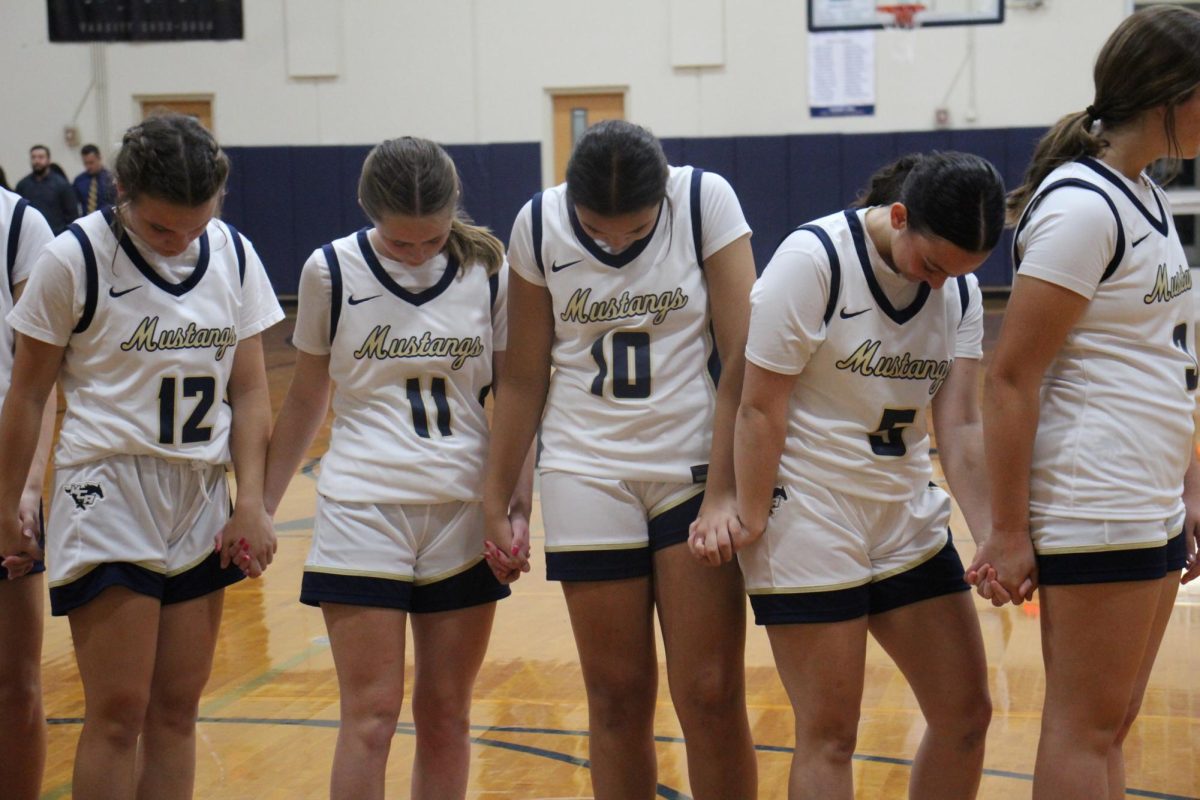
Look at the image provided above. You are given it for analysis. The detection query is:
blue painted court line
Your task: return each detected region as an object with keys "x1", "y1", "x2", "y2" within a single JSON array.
[{"x1": 41, "y1": 716, "x2": 1199, "y2": 800}]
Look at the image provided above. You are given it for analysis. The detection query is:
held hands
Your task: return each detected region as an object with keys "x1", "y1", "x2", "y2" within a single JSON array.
[
  {"x1": 1181, "y1": 489, "x2": 1200, "y2": 585},
  {"x1": 965, "y1": 529, "x2": 1037, "y2": 606},
  {"x1": 687, "y1": 496, "x2": 761, "y2": 566},
  {"x1": 482, "y1": 505, "x2": 531, "y2": 585},
  {"x1": 215, "y1": 501, "x2": 277, "y2": 579},
  {"x1": 0, "y1": 489, "x2": 44, "y2": 580}
]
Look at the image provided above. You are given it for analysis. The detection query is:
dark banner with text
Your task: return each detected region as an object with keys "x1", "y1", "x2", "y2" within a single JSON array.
[{"x1": 47, "y1": 0, "x2": 243, "y2": 42}]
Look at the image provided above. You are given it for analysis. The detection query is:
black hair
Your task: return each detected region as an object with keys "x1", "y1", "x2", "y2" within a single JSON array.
[
  {"x1": 565, "y1": 120, "x2": 669, "y2": 215},
  {"x1": 80, "y1": 144, "x2": 101, "y2": 158},
  {"x1": 29, "y1": 145, "x2": 49, "y2": 157},
  {"x1": 857, "y1": 151, "x2": 1006, "y2": 253}
]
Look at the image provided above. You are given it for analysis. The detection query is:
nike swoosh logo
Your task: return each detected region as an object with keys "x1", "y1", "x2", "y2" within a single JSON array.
[
  {"x1": 1131, "y1": 232, "x2": 1152, "y2": 247},
  {"x1": 347, "y1": 294, "x2": 381, "y2": 306},
  {"x1": 108, "y1": 285, "x2": 141, "y2": 298},
  {"x1": 551, "y1": 259, "x2": 582, "y2": 273},
  {"x1": 839, "y1": 307, "x2": 870, "y2": 319}
]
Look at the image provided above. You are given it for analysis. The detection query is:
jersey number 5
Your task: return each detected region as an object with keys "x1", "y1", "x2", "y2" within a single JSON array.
[
  {"x1": 158, "y1": 376, "x2": 216, "y2": 445},
  {"x1": 868, "y1": 408, "x2": 917, "y2": 457},
  {"x1": 591, "y1": 331, "x2": 651, "y2": 399}
]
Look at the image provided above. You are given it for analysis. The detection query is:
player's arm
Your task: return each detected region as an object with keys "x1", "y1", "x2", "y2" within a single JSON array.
[
  {"x1": 490, "y1": 349, "x2": 536, "y2": 577},
  {"x1": 263, "y1": 350, "x2": 331, "y2": 517},
  {"x1": 0, "y1": 334, "x2": 63, "y2": 571},
  {"x1": 931, "y1": 357, "x2": 989, "y2": 544},
  {"x1": 1181, "y1": 448, "x2": 1200, "y2": 584},
  {"x1": 222, "y1": 334, "x2": 275, "y2": 576},
  {"x1": 481, "y1": 271, "x2": 553, "y2": 580},
  {"x1": 976, "y1": 275, "x2": 1089, "y2": 602},
  {"x1": 691, "y1": 233, "x2": 756, "y2": 553},
  {"x1": 734, "y1": 362, "x2": 796, "y2": 546}
]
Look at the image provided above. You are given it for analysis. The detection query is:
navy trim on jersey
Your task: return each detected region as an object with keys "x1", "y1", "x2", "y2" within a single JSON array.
[
  {"x1": 567, "y1": 199, "x2": 663, "y2": 269},
  {"x1": 790, "y1": 224, "x2": 842, "y2": 326},
  {"x1": 844, "y1": 209, "x2": 930, "y2": 324},
  {"x1": 955, "y1": 275, "x2": 969, "y2": 322},
  {"x1": 356, "y1": 229, "x2": 459, "y2": 306},
  {"x1": 7, "y1": 198, "x2": 29, "y2": 292},
  {"x1": 690, "y1": 168, "x2": 706, "y2": 269},
  {"x1": 67, "y1": 223, "x2": 99, "y2": 334},
  {"x1": 1037, "y1": 531, "x2": 1187, "y2": 585},
  {"x1": 323, "y1": 243, "x2": 343, "y2": 343},
  {"x1": 531, "y1": 192, "x2": 546, "y2": 274},
  {"x1": 1013, "y1": 178, "x2": 1125, "y2": 283},
  {"x1": 100, "y1": 206, "x2": 212, "y2": 297},
  {"x1": 1078, "y1": 156, "x2": 1169, "y2": 236},
  {"x1": 225, "y1": 222, "x2": 247, "y2": 285}
]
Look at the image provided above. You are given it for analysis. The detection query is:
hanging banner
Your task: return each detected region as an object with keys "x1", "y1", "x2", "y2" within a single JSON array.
[
  {"x1": 47, "y1": 0, "x2": 244, "y2": 42},
  {"x1": 808, "y1": 30, "x2": 876, "y2": 117}
]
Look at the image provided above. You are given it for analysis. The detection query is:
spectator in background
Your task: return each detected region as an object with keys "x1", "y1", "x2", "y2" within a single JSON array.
[
  {"x1": 15, "y1": 145, "x2": 77, "y2": 235},
  {"x1": 73, "y1": 144, "x2": 116, "y2": 215}
]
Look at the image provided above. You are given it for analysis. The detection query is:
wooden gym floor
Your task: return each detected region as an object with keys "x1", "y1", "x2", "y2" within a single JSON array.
[{"x1": 35, "y1": 303, "x2": 1200, "y2": 799}]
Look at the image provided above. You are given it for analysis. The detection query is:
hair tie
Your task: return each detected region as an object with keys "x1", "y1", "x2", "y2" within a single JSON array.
[{"x1": 1085, "y1": 104, "x2": 1101, "y2": 121}]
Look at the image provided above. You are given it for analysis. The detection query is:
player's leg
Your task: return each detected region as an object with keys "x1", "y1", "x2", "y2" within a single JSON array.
[{"x1": 0, "y1": 571, "x2": 46, "y2": 800}]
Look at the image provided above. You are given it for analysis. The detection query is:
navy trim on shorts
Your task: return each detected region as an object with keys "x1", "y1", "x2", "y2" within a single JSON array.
[
  {"x1": 750, "y1": 531, "x2": 968, "y2": 625},
  {"x1": 648, "y1": 489, "x2": 704, "y2": 551},
  {"x1": 1038, "y1": 531, "x2": 1187, "y2": 585},
  {"x1": 301, "y1": 570, "x2": 414, "y2": 610},
  {"x1": 50, "y1": 562, "x2": 163, "y2": 616},
  {"x1": 164, "y1": 551, "x2": 244, "y2": 605},
  {"x1": 868, "y1": 531, "x2": 969, "y2": 615},
  {"x1": 49, "y1": 553, "x2": 242, "y2": 616},
  {"x1": 547, "y1": 490, "x2": 706, "y2": 582},
  {"x1": 412, "y1": 560, "x2": 510, "y2": 614}
]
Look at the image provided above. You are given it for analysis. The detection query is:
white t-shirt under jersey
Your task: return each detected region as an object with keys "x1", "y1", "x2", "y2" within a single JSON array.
[
  {"x1": 1014, "y1": 157, "x2": 1196, "y2": 520},
  {"x1": 292, "y1": 230, "x2": 507, "y2": 504},
  {"x1": 0, "y1": 188, "x2": 54, "y2": 404},
  {"x1": 747, "y1": 207, "x2": 983, "y2": 502},
  {"x1": 507, "y1": 165, "x2": 751, "y2": 483},
  {"x1": 9, "y1": 209, "x2": 283, "y2": 467}
]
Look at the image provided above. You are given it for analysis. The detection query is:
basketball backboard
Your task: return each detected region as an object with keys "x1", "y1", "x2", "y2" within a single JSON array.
[{"x1": 807, "y1": 0, "x2": 1004, "y2": 31}]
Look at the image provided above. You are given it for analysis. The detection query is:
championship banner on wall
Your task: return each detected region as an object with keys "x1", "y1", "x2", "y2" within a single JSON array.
[{"x1": 47, "y1": 0, "x2": 243, "y2": 42}]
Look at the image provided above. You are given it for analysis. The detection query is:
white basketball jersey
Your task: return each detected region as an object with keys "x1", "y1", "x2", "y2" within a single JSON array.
[
  {"x1": 0, "y1": 188, "x2": 53, "y2": 404},
  {"x1": 8, "y1": 207, "x2": 283, "y2": 468},
  {"x1": 292, "y1": 230, "x2": 505, "y2": 504},
  {"x1": 1014, "y1": 157, "x2": 1196, "y2": 520},
  {"x1": 507, "y1": 166, "x2": 751, "y2": 483},
  {"x1": 747, "y1": 208, "x2": 982, "y2": 502}
]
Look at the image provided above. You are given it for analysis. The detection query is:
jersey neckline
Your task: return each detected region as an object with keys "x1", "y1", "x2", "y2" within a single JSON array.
[
  {"x1": 356, "y1": 228, "x2": 459, "y2": 306},
  {"x1": 566, "y1": 200, "x2": 663, "y2": 269},
  {"x1": 1077, "y1": 157, "x2": 1170, "y2": 236},
  {"x1": 101, "y1": 205, "x2": 211, "y2": 297},
  {"x1": 843, "y1": 208, "x2": 930, "y2": 324}
]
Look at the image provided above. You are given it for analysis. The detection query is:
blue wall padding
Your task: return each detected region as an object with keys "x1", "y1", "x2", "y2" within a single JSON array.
[{"x1": 222, "y1": 127, "x2": 1043, "y2": 294}]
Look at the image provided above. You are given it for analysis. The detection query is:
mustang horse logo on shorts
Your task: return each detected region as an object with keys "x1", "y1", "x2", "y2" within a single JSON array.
[
  {"x1": 64, "y1": 481, "x2": 105, "y2": 511},
  {"x1": 770, "y1": 486, "x2": 788, "y2": 515}
]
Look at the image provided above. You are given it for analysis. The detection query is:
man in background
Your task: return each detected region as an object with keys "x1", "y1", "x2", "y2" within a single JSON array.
[
  {"x1": 15, "y1": 144, "x2": 77, "y2": 235},
  {"x1": 73, "y1": 144, "x2": 116, "y2": 215}
]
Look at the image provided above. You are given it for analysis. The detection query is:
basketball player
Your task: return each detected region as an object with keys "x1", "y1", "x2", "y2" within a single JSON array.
[
  {"x1": 0, "y1": 113, "x2": 283, "y2": 800},
  {"x1": 728, "y1": 152, "x2": 1005, "y2": 799},
  {"x1": 482, "y1": 120, "x2": 758, "y2": 799},
  {"x1": 263, "y1": 137, "x2": 527, "y2": 800},
  {"x1": 0, "y1": 187, "x2": 57, "y2": 800},
  {"x1": 968, "y1": 7, "x2": 1200, "y2": 796}
]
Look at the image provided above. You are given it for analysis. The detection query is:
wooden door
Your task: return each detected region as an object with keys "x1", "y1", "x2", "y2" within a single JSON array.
[
  {"x1": 551, "y1": 92, "x2": 624, "y2": 184},
  {"x1": 138, "y1": 97, "x2": 214, "y2": 132}
]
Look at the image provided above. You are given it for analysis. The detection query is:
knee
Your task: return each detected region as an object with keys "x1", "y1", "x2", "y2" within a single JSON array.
[
  {"x1": 671, "y1": 662, "x2": 743, "y2": 724},
  {"x1": 88, "y1": 688, "x2": 150, "y2": 745},
  {"x1": 412, "y1": 690, "x2": 471, "y2": 750},
  {"x1": 342, "y1": 698, "x2": 403, "y2": 754},
  {"x1": 583, "y1": 673, "x2": 656, "y2": 733},
  {"x1": 798, "y1": 718, "x2": 859, "y2": 765},
  {"x1": 144, "y1": 687, "x2": 204, "y2": 737},
  {"x1": 927, "y1": 689, "x2": 992, "y2": 752},
  {"x1": 0, "y1": 672, "x2": 42, "y2": 720}
]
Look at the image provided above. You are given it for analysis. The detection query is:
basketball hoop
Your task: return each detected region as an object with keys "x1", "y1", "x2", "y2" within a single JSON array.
[{"x1": 877, "y1": 3, "x2": 926, "y2": 29}]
